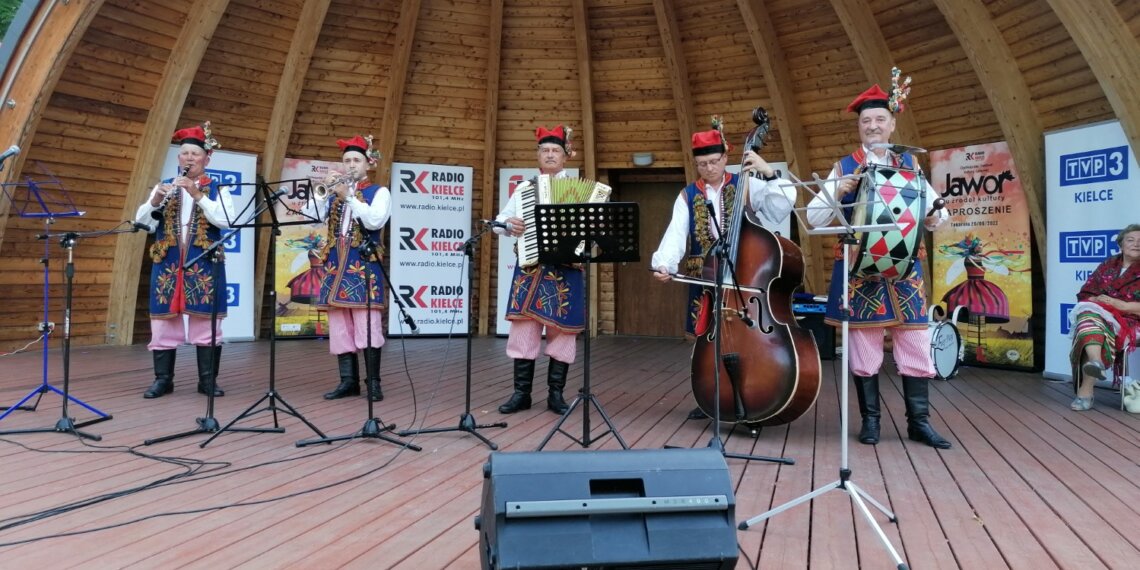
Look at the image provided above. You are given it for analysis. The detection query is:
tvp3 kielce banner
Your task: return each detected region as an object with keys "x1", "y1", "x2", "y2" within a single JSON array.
[
  {"x1": 389, "y1": 163, "x2": 473, "y2": 335},
  {"x1": 1044, "y1": 121, "x2": 1139, "y2": 380}
]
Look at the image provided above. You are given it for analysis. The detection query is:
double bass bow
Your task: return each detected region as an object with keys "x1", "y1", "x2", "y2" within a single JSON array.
[{"x1": 689, "y1": 108, "x2": 822, "y2": 427}]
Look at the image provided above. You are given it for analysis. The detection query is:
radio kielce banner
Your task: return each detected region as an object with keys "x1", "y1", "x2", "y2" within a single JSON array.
[
  {"x1": 495, "y1": 168, "x2": 578, "y2": 335},
  {"x1": 1044, "y1": 120, "x2": 1139, "y2": 380},
  {"x1": 162, "y1": 146, "x2": 257, "y2": 341},
  {"x1": 272, "y1": 158, "x2": 340, "y2": 338},
  {"x1": 390, "y1": 163, "x2": 473, "y2": 335},
  {"x1": 929, "y1": 141, "x2": 1033, "y2": 370}
]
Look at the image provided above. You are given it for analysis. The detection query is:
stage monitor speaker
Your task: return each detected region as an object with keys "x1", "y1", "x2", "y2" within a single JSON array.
[{"x1": 474, "y1": 447, "x2": 738, "y2": 570}]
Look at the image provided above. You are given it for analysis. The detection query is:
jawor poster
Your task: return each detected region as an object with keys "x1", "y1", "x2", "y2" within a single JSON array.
[{"x1": 929, "y1": 141, "x2": 1033, "y2": 370}]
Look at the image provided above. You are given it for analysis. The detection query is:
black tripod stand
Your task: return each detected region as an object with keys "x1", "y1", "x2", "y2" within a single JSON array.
[
  {"x1": 0, "y1": 226, "x2": 132, "y2": 440},
  {"x1": 144, "y1": 224, "x2": 274, "y2": 445},
  {"x1": 397, "y1": 223, "x2": 506, "y2": 449},
  {"x1": 535, "y1": 202, "x2": 639, "y2": 451},
  {"x1": 297, "y1": 236, "x2": 420, "y2": 451},
  {"x1": 202, "y1": 181, "x2": 327, "y2": 447},
  {"x1": 0, "y1": 177, "x2": 111, "y2": 426}
]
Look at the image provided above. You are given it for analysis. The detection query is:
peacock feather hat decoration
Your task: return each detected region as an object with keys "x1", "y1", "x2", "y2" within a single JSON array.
[{"x1": 889, "y1": 67, "x2": 912, "y2": 113}]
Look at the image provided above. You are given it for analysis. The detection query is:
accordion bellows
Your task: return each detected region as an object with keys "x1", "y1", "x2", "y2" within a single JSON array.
[{"x1": 517, "y1": 174, "x2": 612, "y2": 267}]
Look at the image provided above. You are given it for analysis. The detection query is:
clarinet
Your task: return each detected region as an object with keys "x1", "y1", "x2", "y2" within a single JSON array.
[{"x1": 151, "y1": 164, "x2": 191, "y2": 222}]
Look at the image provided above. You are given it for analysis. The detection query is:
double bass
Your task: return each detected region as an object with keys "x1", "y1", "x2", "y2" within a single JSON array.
[{"x1": 690, "y1": 108, "x2": 821, "y2": 427}]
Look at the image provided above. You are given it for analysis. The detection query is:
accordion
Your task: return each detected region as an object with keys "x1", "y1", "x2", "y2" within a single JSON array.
[{"x1": 517, "y1": 174, "x2": 612, "y2": 268}]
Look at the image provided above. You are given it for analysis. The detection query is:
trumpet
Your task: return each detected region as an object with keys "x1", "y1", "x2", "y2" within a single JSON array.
[{"x1": 313, "y1": 174, "x2": 357, "y2": 199}]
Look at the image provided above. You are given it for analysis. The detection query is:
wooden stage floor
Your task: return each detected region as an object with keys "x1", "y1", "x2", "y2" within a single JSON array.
[{"x1": 0, "y1": 336, "x2": 1138, "y2": 569}]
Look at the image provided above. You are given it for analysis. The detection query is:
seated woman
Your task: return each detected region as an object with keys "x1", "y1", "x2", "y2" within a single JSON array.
[{"x1": 1070, "y1": 223, "x2": 1140, "y2": 410}]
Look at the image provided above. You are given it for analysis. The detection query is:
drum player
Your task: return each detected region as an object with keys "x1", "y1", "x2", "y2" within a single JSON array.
[{"x1": 805, "y1": 77, "x2": 953, "y2": 450}]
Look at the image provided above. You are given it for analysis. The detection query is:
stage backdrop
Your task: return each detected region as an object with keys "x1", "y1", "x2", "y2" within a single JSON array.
[
  {"x1": 272, "y1": 158, "x2": 339, "y2": 338},
  {"x1": 495, "y1": 168, "x2": 578, "y2": 335},
  {"x1": 162, "y1": 146, "x2": 257, "y2": 341},
  {"x1": 1044, "y1": 120, "x2": 1140, "y2": 380},
  {"x1": 389, "y1": 163, "x2": 473, "y2": 335},
  {"x1": 929, "y1": 141, "x2": 1033, "y2": 370}
]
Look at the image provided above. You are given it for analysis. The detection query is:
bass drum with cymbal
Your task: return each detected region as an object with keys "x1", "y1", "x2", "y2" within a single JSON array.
[{"x1": 928, "y1": 305, "x2": 965, "y2": 380}]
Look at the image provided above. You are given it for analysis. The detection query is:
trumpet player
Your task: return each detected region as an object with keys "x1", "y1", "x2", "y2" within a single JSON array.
[
  {"x1": 135, "y1": 122, "x2": 233, "y2": 399},
  {"x1": 312, "y1": 135, "x2": 390, "y2": 401}
]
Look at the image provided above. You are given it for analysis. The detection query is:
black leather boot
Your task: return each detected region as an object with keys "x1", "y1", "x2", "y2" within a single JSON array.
[
  {"x1": 144, "y1": 349, "x2": 176, "y2": 399},
  {"x1": 852, "y1": 374, "x2": 880, "y2": 444},
  {"x1": 902, "y1": 376, "x2": 952, "y2": 449},
  {"x1": 546, "y1": 359, "x2": 570, "y2": 415},
  {"x1": 498, "y1": 359, "x2": 535, "y2": 414},
  {"x1": 324, "y1": 352, "x2": 361, "y2": 399},
  {"x1": 196, "y1": 345, "x2": 224, "y2": 396},
  {"x1": 364, "y1": 347, "x2": 383, "y2": 402}
]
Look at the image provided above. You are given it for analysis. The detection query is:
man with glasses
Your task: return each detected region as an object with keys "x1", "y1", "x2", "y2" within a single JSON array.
[{"x1": 651, "y1": 125, "x2": 796, "y2": 421}]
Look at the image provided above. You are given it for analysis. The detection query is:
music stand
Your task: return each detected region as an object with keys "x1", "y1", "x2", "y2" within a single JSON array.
[
  {"x1": 144, "y1": 179, "x2": 283, "y2": 446},
  {"x1": 0, "y1": 167, "x2": 113, "y2": 431},
  {"x1": 397, "y1": 223, "x2": 507, "y2": 449},
  {"x1": 201, "y1": 179, "x2": 328, "y2": 447},
  {"x1": 534, "y1": 201, "x2": 639, "y2": 451},
  {"x1": 738, "y1": 172, "x2": 911, "y2": 569}
]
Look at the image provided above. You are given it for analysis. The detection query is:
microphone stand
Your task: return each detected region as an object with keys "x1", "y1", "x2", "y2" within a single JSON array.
[
  {"x1": 145, "y1": 205, "x2": 277, "y2": 445},
  {"x1": 0, "y1": 225, "x2": 139, "y2": 439},
  {"x1": 397, "y1": 223, "x2": 507, "y2": 448},
  {"x1": 201, "y1": 182, "x2": 328, "y2": 447},
  {"x1": 297, "y1": 232, "x2": 420, "y2": 451},
  {"x1": 0, "y1": 216, "x2": 112, "y2": 426},
  {"x1": 668, "y1": 202, "x2": 792, "y2": 465}
]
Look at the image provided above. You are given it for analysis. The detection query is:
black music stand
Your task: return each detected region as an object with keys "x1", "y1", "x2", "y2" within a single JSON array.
[
  {"x1": 201, "y1": 179, "x2": 328, "y2": 447},
  {"x1": 144, "y1": 180, "x2": 281, "y2": 446},
  {"x1": 534, "y1": 202, "x2": 639, "y2": 451},
  {"x1": 397, "y1": 223, "x2": 507, "y2": 449},
  {"x1": 0, "y1": 168, "x2": 112, "y2": 431}
]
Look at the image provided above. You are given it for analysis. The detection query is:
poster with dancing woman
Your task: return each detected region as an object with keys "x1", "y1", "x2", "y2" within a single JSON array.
[{"x1": 929, "y1": 141, "x2": 1034, "y2": 370}]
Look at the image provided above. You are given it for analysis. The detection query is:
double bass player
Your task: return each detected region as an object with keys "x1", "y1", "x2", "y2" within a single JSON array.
[{"x1": 651, "y1": 119, "x2": 797, "y2": 421}]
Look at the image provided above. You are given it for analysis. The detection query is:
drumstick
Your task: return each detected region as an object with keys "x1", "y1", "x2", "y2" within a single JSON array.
[{"x1": 926, "y1": 197, "x2": 946, "y2": 217}]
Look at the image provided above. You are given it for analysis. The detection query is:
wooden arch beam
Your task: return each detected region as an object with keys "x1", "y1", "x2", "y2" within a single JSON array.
[
  {"x1": 0, "y1": 0, "x2": 106, "y2": 248},
  {"x1": 106, "y1": 0, "x2": 231, "y2": 345},
  {"x1": 931, "y1": 0, "x2": 1048, "y2": 273},
  {"x1": 572, "y1": 0, "x2": 596, "y2": 182},
  {"x1": 254, "y1": 0, "x2": 333, "y2": 335},
  {"x1": 1045, "y1": 0, "x2": 1140, "y2": 166},
  {"x1": 652, "y1": 0, "x2": 696, "y2": 183},
  {"x1": 376, "y1": 0, "x2": 421, "y2": 187},
  {"x1": 477, "y1": 0, "x2": 503, "y2": 335},
  {"x1": 829, "y1": 0, "x2": 923, "y2": 150},
  {"x1": 737, "y1": 0, "x2": 823, "y2": 293}
]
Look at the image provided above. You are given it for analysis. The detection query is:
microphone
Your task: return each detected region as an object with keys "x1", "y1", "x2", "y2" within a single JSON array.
[
  {"x1": 0, "y1": 145, "x2": 20, "y2": 162},
  {"x1": 481, "y1": 219, "x2": 509, "y2": 230},
  {"x1": 131, "y1": 222, "x2": 153, "y2": 232},
  {"x1": 275, "y1": 186, "x2": 289, "y2": 198},
  {"x1": 402, "y1": 311, "x2": 419, "y2": 334}
]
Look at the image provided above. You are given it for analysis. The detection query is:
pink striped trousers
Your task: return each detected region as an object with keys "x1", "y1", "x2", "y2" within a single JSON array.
[
  {"x1": 848, "y1": 326, "x2": 935, "y2": 378},
  {"x1": 505, "y1": 318, "x2": 578, "y2": 363}
]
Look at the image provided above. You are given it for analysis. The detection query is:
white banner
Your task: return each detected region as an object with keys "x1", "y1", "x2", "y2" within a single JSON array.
[
  {"x1": 1044, "y1": 120, "x2": 1139, "y2": 379},
  {"x1": 162, "y1": 146, "x2": 258, "y2": 341},
  {"x1": 389, "y1": 162, "x2": 473, "y2": 335},
  {"x1": 495, "y1": 168, "x2": 578, "y2": 335}
]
